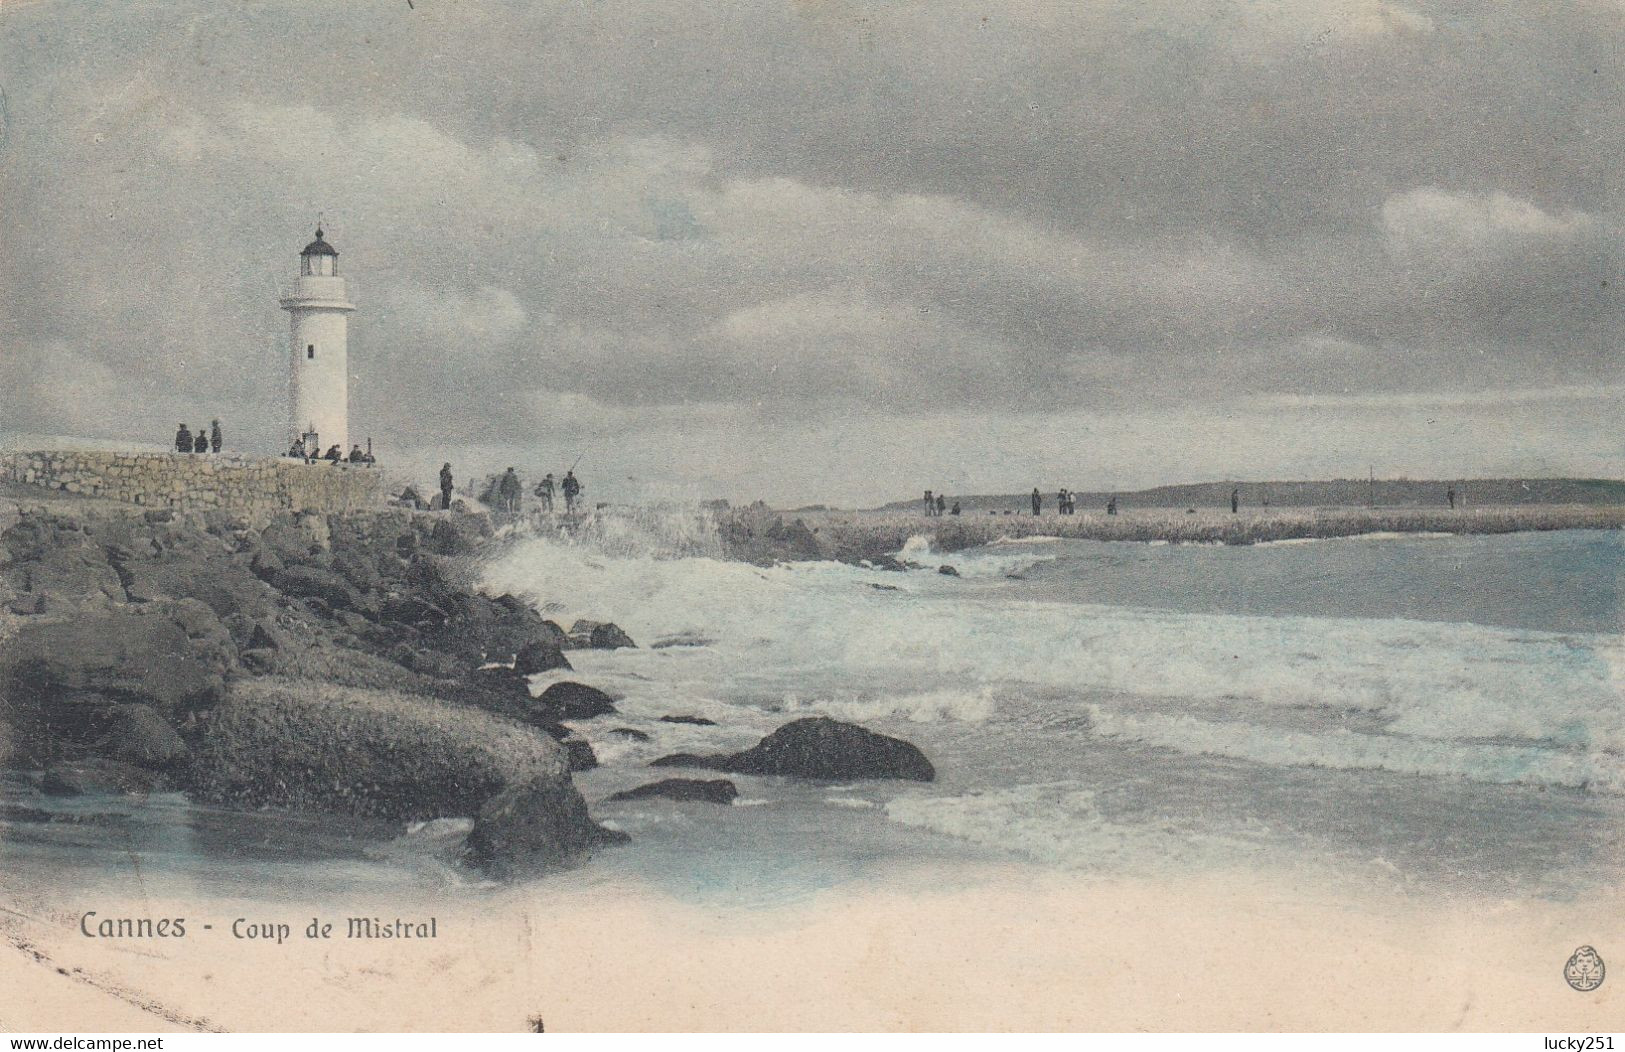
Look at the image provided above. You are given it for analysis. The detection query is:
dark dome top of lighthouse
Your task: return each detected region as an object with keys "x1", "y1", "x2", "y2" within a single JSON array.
[{"x1": 301, "y1": 227, "x2": 339, "y2": 257}]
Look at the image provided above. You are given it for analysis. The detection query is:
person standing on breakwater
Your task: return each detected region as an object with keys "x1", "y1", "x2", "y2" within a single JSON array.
[
  {"x1": 174, "y1": 423, "x2": 192, "y2": 453},
  {"x1": 210, "y1": 420, "x2": 223, "y2": 453},
  {"x1": 935, "y1": 493, "x2": 946, "y2": 516},
  {"x1": 535, "y1": 473, "x2": 555, "y2": 512},
  {"x1": 1031, "y1": 488, "x2": 1042, "y2": 516},
  {"x1": 1107, "y1": 495, "x2": 1118, "y2": 516},
  {"x1": 193, "y1": 429, "x2": 209, "y2": 454},
  {"x1": 924, "y1": 490, "x2": 935, "y2": 516},
  {"x1": 439, "y1": 463, "x2": 454, "y2": 511},
  {"x1": 1231, "y1": 487, "x2": 1240, "y2": 514},
  {"x1": 1447, "y1": 486, "x2": 1457, "y2": 510},
  {"x1": 498, "y1": 467, "x2": 522, "y2": 514},
  {"x1": 562, "y1": 470, "x2": 582, "y2": 514}
]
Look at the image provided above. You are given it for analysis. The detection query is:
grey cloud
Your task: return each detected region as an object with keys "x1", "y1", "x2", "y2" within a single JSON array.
[{"x1": 1, "y1": 0, "x2": 1620, "y2": 496}]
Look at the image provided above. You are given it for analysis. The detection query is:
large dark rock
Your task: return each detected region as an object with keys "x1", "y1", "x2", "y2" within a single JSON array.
[
  {"x1": 514, "y1": 639, "x2": 570, "y2": 675},
  {"x1": 464, "y1": 775, "x2": 628, "y2": 874},
  {"x1": 469, "y1": 665, "x2": 534, "y2": 700},
  {"x1": 650, "y1": 717, "x2": 935, "y2": 782},
  {"x1": 0, "y1": 610, "x2": 226, "y2": 718},
  {"x1": 658, "y1": 714, "x2": 716, "y2": 726},
  {"x1": 100, "y1": 704, "x2": 188, "y2": 768},
  {"x1": 258, "y1": 520, "x2": 321, "y2": 564},
  {"x1": 561, "y1": 737, "x2": 598, "y2": 772},
  {"x1": 188, "y1": 679, "x2": 570, "y2": 821},
  {"x1": 607, "y1": 778, "x2": 737, "y2": 805},
  {"x1": 567, "y1": 620, "x2": 637, "y2": 650},
  {"x1": 42, "y1": 758, "x2": 162, "y2": 797},
  {"x1": 537, "y1": 681, "x2": 617, "y2": 720},
  {"x1": 119, "y1": 558, "x2": 274, "y2": 622},
  {"x1": 271, "y1": 566, "x2": 361, "y2": 610},
  {"x1": 16, "y1": 548, "x2": 125, "y2": 605}
]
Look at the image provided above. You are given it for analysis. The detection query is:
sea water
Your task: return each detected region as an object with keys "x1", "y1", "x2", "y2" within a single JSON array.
[{"x1": 5, "y1": 520, "x2": 1623, "y2": 906}]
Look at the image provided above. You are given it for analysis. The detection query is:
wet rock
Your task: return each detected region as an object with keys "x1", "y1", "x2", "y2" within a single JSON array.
[
  {"x1": 538, "y1": 682, "x2": 617, "y2": 720},
  {"x1": 609, "y1": 727, "x2": 651, "y2": 742},
  {"x1": 658, "y1": 714, "x2": 716, "y2": 726},
  {"x1": 561, "y1": 738, "x2": 598, "y2": 772},
  {"x1": 566, "y1": 620, "x2": 637, "y2": 650},
  {"x1": 42, "y1": 758, "x2": 162, "y2": 797},
  {"x1": 514, "y1": 638, "x2": 570, "y2": 675},
  {"x1": 469, "y1": 665, "x2": 533, "y2": 699},
  {"x1": 99, "y1": 703, "x2": 188, "y2": 768},
  {"x1": 861, "y1": 555, "x2": 908, "y2": 572},
  {"x1": 938, "y1": 564, "x2": 960, "y2": 577},
  {"x1": 607, "y1": 778, "x2": 737, "y2": 805},
  {"x1": 464, "y1": 775, "x2": 629, "y2": 874},
  {"x1": 650, "y1": 717, "x2": 934, "y2": 782},
  {"x1": 427, "y1": 517, "x2": 480, "y2": 556}
]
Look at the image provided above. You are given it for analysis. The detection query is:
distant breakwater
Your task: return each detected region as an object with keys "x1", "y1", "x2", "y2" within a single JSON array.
[{"x1": 722, "y1": 504, "x2": 1625, "y2": 565}]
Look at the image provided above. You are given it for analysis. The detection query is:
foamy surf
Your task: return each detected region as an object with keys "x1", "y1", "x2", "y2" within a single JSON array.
[{"x1": 477, "y1": 508, "x2": 1625, "y2": 889}]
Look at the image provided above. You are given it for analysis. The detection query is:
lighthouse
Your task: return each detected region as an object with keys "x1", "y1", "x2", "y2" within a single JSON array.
[{"x1": 280, "y1": 226, "x2": 356, "y2": 456}]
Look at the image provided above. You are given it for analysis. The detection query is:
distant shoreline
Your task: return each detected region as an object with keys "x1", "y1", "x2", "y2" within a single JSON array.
[
  {"x1": 720, "y1": 504, "x2": 1625, "y2": 565},
  {"x1": 872, "y1": 477, "x2": 1625, "y2": 514}
]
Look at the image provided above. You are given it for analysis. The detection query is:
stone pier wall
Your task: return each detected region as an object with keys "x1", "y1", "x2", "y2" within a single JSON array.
[{"x1": 0, "y1": 450, "x2": 389, "y2": 519}]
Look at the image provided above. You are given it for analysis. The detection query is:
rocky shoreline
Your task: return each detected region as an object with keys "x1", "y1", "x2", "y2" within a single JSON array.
[{"x1": 0, "y1": 497, "x2": 933, "y2": 875}]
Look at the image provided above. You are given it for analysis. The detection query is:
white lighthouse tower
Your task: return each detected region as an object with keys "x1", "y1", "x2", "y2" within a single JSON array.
[{"x1": 280, "y1": 226, "x2": 355, "y2": 456}]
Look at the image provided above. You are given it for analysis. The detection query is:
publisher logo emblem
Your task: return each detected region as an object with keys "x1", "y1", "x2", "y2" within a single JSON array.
[{"x1": 1565, "y1": 946, "x2": 1606, "y2": 992}]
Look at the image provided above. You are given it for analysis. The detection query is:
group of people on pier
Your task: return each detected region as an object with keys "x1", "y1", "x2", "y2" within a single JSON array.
[
  {"x1": 173, "y1": 421, "x2": 224, "y2": 455},
  {"x1": 431, "y1": 464, "x2": 585, "y2": 515},
  {"x1": 284, "y1": 438, "x2": 376, "y2": 466}
]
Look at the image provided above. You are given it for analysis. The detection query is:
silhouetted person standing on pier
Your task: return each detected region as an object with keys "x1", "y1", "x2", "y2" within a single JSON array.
[
  {"x1": 1107, "y1": 495, "x2": 1118, "y2": 516},
  {"x1": 193, "y1": 429, "x2": 209, "y2": 454},
  {"x1": 175, "y1": 424, "x2": 192, "y2": 453},
  {"x1": 562, "y1": 470, "x2": 582, "y2": 514},
  {"x1": 498, "y1": 467, "x2": 522, "y2": 514},
  {"x1": 439, "y1": 463, "x2": 454, "y2": 510},
  {"x1": 535, "y1": 473, "x2": 555, "y2": 512},
  {"x1": 1231, "y1": 487, "x2": 1240, "y2": 514},
  {"x1": 1031, "y1": 488, "x2": 1042, "y2": 516},
  {"x1": 210, "y1": 420, "x2": 223, "y2": 453},
  {"x1": 924, "y1": 491, "x2": 935, "y2": 516},
  {"x1": 1447, "y1": 486, "x2": 1457, "y2": 509},
  {"x1": 935, "y1": 493, "x2": 946, "y2": 516}
]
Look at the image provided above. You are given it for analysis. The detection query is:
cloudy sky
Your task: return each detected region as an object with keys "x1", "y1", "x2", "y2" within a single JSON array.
[{"x1": 1, "y1": 0, "x2": 1620, "y2": 505}]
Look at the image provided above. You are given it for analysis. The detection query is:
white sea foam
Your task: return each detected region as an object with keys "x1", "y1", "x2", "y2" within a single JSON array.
[
  {"x1": 897, "y1": 534, "x2": 1057, "y2": 578},
  {"x1": 1088, "y1": 708, "x2": 1625, "y2": 794},
  {"x1": 782, "y1": 687, "x2": 997, "y2": 724},
  {"x1": 884, "y1": 783, "x2": 1275, "y2": 870},
  {"x1": 481, "y1": 511, "x2": 1625, "y2": 798}
]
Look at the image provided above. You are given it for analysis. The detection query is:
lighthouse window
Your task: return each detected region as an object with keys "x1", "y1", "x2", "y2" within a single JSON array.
[{"x1": 307, "y1": 345, "x2": 315, "y2": 359}]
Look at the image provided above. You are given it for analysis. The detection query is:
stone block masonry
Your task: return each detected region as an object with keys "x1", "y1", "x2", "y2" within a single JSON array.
[{"x1": 0, "y1": 450, "x2": 389, "y2": 520}]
